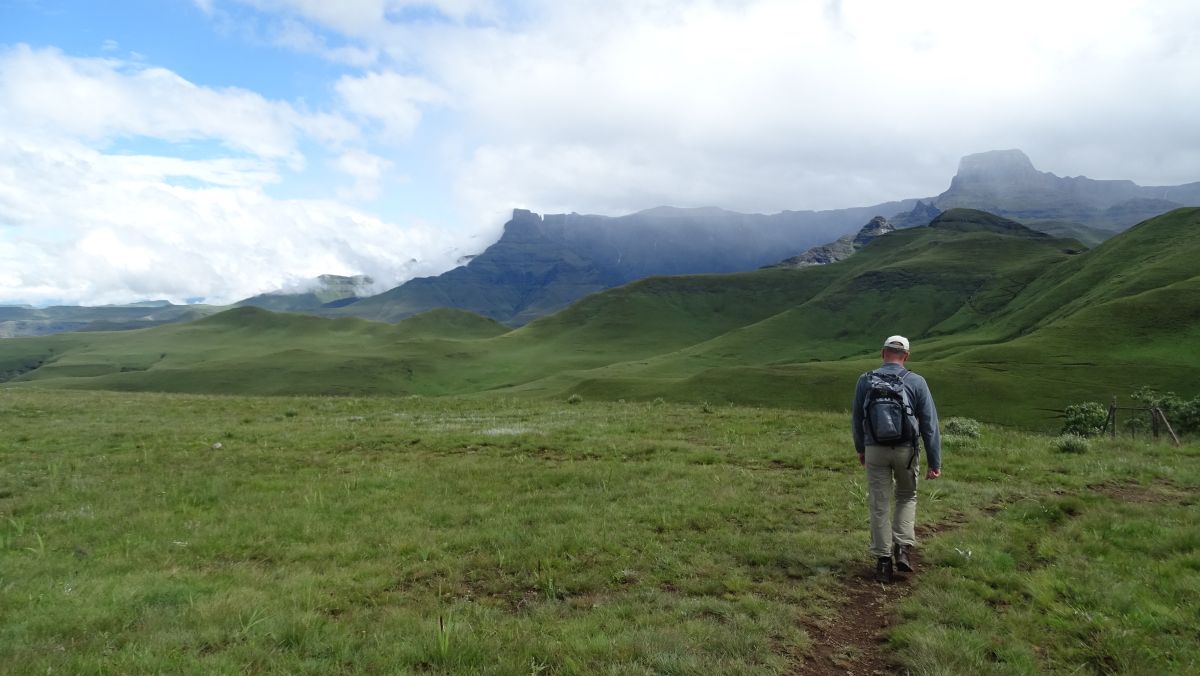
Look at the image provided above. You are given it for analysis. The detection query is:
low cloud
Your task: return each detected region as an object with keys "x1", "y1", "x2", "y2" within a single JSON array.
[
  {"x1": 0, "y1": 137, "x2": 462, "y2": 306},
  {"x1": 0, "y1": 46, "x2": 459, "y2": 306}
]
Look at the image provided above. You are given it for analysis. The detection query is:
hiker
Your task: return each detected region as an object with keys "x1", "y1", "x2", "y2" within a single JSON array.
[{"x1": 851, "y1": 335, "x2": 941, "y2": 582}]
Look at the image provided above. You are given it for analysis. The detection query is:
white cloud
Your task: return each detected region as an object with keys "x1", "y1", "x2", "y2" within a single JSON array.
[
  {"x1": 0, "y1": 44, "x2": 360, "y2": 163},
  {"x1": 335, "y1": 70, "x2": 448, "y2": 143},
  {"x1": 428, "y1": 0, "x2": 1200, "y2": 214},
  {"x1": 233, "y1": 0, "x2": 499, "y2": 36},
  {"x1": 0, "y1": 137, "x2": 461, "y2": 306},
  {"x1": 226, "y1": 0, "x2": 1200, "y2": 214},
  {"x1": 334, "y1": 149, "x2": 398, "y2": 200},
  {"x1": 269, "y1": 18, "x2": 380, "y2": 66},
  {"x1": 0, "y1": 45, "x2": 460, "y2": 306}
]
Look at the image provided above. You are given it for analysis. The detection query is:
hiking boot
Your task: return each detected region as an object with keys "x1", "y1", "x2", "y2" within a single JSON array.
[
  {"x1": 894, "y1": 543, "x2": 913, "y2": 573},
  {"x1": 875, "y1": 557, "x2": 893, "y2": 583}
]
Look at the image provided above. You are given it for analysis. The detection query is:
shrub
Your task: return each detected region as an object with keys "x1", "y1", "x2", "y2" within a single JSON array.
[
  {"x1": 1053, "y1": 433, "x2": 1090, "y2": 454},
  {"x1": 1061, "y1": 402, "x2": 1108, "y2": 437},
  {"x1": 1131, "y1": 386, "x2": 1200, "y2": 436},
  {"x1": 566, "y1": 394, "x2": 583, "y2": 405},
  {"x1": 1175, "y1": 399, "x2": 1200, "y2": 436},
  {"x1": 944, "y1": 417, "x2": 981, "y2": 438}
]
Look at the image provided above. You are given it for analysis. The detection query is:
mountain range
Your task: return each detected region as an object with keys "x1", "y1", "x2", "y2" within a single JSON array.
[
  {"x1": 2, "y1": 149, "x2": 1198, "y2": 337},
  {"x1": 315, "y1": 149, "x2": 1197, "y2": 325},
  {"x1": 3, "y1": 206, "x2": 1198, "y2": 430}
]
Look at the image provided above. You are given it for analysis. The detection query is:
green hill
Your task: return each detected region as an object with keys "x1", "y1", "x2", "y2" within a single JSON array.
[{"x1": 3, "y1": 208, "x2": 1198, "y2": 430}]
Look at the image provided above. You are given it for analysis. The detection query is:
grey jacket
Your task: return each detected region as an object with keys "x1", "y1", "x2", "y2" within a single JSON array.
[{"x1": 852, "y1": 363, "x2": 942, "y2": 470}]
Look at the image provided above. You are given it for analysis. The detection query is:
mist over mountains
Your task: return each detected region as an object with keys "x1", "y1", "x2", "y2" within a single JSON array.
[
  {"x1": 334, "y1": 201, "x2": 920, "y2": 325},
  {"x1": 935, "y1": 149, "x2": 1200, "y2": 228},
  {"x1": 3, "y1": 149, "x2": 1199, "y2": 336},
  {"x1": 321, "y1": 149, "x2": 1200, "y2": 325}
]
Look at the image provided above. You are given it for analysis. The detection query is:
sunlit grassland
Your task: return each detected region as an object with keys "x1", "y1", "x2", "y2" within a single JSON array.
[{"x1": 1, "y1": 390, "x2": 1197, "y2": 674}]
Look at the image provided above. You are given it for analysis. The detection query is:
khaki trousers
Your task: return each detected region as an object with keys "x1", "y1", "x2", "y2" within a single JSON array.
[{"x1": 865, "y1": 443, "x2": 919, "y2": 559}]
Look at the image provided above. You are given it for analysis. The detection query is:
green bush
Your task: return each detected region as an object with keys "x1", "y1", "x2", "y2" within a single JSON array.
[
  {"x1": 944, "y1": 417, "x2": 981, "y2": 438},
  {"x1": 1053, "y1": 433, "x2": 1090, "y2": 454},
  {"x1": 1131, "y1": 386, "x2": 1200, "y2": 436},
  {"x1": 566, "y1": 394, "x2": 583, "y2": 405},
  {"x1": 1061, "y1": 402, "x2": 1108, "y2": 437}
]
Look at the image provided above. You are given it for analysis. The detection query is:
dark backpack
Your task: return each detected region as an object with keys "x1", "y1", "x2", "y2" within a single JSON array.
[{"x1": 863, "y1": 369, "x2": 918, "y2": 446}]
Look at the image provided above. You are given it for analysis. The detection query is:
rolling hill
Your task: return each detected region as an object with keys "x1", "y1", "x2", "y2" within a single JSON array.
[{"x1": 3, "y1": 208, "x2": 1198, "y2": 430}]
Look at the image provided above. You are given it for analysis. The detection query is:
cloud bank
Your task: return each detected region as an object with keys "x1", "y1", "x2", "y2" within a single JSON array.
[{"x1": 0, "y1": 45, "x2": 456, "y2": 305}]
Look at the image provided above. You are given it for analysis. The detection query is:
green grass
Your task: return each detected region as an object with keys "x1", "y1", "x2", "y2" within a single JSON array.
[{"x1": 1, "y1": 390, "x2": 1197, "y2": 674}]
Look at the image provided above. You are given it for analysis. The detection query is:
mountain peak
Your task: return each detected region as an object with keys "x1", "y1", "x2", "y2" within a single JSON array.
[
  {"x1": 501, "y1": 209, "x2": 546, "y2": 241},
  {"x1": 955, "y1": 149, "x2": 1039, "y2": 181}
]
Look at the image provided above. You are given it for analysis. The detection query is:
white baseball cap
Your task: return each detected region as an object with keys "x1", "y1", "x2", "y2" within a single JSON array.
[{"x1": 883, "y1": 335, "x2": 910, "y2": 352}]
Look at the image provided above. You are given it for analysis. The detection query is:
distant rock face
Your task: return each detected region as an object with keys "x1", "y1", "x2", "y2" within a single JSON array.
[
  {"x1": 934, "y1": 149, "x2": 1200, "y2": 229},
  {"x1": 890, "y1": 200, "x2": 942, "y2": 228},
  {"x1": 339, "y1": 199, "x2": 923, "y2": 325},
  {"x1": 767, "y1": 216, "x2": 895, "y2": 269},
  {"x1": 852, "y1": 216, "x2": 896, "y2": 246}
]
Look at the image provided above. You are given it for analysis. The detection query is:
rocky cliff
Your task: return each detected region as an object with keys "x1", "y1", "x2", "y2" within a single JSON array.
[
  {"x1": 337, "y1": 200, "x2": 921, "y2": 325},
  {"x1": 767, "y1": 216, "x2": 896, "y2": 269}
]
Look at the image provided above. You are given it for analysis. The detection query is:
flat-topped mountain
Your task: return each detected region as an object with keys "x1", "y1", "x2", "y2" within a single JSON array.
[
  {"x1": 933, "y1": 149, "x2": 1200, "y2": 229},
  {"x1": 337, "y1": 200, "x2": 920, "y2": 325}
]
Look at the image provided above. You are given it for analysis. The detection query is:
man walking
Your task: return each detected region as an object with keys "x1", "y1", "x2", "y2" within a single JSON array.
[{"x1": 852, "y1": 335, "x2": 941, "y2": 582}]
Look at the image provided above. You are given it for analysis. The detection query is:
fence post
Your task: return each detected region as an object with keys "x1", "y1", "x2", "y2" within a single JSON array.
[
  {"x1": 1110, "y1": 397, "x2": 1118, "y2": 439},
  {"x1": 1155, "y1": 408, "x2": 1182, "y2": 447}
]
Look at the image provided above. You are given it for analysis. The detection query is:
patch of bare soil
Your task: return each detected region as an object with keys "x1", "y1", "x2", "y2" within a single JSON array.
[
  {"x1": 1088, "y1": 480, "x2": 1192, "y2": 505},
  {"x1": 789, "y1": 513, "x2": 984, "y2": 676}
]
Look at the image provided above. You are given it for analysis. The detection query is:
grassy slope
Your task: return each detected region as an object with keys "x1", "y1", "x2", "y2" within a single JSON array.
[
  {"x1": 1021, "y1": 219, "x2": 1115, "y2": 247},
  {"x1": 536, "y1": 209, "x2": 1200, "y2": 428},
  {"x1": 0, "y1": 308, "x2": 508, "y2": 396},
  {"x1": 3, "y1": 209, "x2": 1199, "y2": 431}
]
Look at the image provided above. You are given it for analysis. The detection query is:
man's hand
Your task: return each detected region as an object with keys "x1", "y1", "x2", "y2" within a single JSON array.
[
  {"x1": 926, "y1": 468, "x2": 941, "y2": 479},
  {"x1": 858, "y1": 452, "x2": 865, "y2": 466}
]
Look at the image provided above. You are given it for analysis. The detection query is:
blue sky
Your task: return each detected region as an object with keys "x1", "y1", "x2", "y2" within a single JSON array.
[{"x1": 1, "y1": 0, "x2": 1198, "y2": 305}]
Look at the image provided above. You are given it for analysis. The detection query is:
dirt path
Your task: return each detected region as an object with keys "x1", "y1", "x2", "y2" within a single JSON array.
[
  {"x1": 790, "y1": 515, "x2": 970, "y2": 676},
  {"x1": 790, "y1": 483, "x2": 1191, "y2": 674}
]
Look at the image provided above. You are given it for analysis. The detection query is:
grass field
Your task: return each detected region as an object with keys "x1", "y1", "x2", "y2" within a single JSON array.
[{"x1": 2, "y1": 390, "x2": 1196, "y2": 674}]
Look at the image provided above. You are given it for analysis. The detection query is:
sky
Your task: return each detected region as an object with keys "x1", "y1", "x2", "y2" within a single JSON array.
[{"x1": 1, "y1": 0, "x2": 1198, "y2": 306}]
